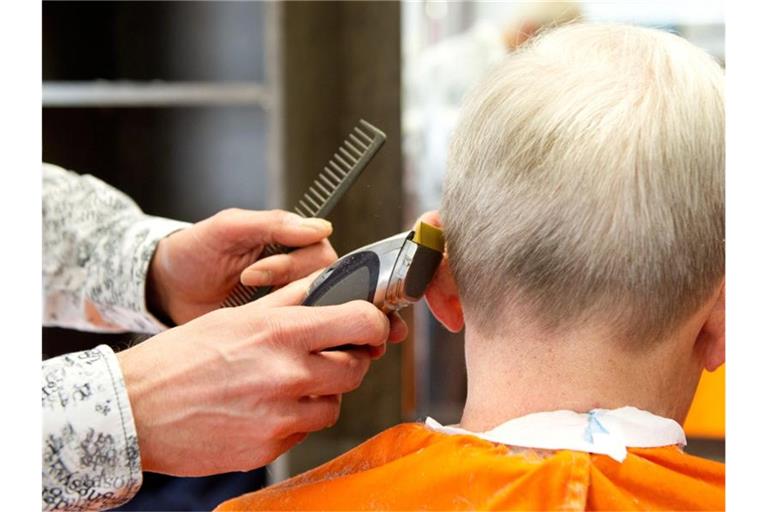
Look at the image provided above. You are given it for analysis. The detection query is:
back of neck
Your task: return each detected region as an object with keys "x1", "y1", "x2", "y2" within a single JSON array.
[{"x1": 459, "y1": 321, "x2": 701, "y2": 432}]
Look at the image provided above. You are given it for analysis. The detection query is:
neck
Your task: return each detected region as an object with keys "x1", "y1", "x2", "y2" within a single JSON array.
[{"x1": 459, "y1": 318, "x2": 702, "y2": 432}]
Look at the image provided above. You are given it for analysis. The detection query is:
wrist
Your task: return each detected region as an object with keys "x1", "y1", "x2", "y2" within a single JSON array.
[
  {"x1": 117, "y1": 346, "x2": 159, "y2": 473},
  {"x1": 146, "y1": 238, "x2": 176, "y2": 326}
]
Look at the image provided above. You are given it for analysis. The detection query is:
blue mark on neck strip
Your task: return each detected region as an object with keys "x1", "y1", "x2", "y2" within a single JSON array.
[{"x1": 583, "y1": 410, "x2": 610, "y2": 444}]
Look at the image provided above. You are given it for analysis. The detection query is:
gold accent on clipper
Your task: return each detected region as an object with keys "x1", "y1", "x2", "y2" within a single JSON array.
[{"x1": 413, "y1": 222, "x2": 444, "y2": 252}]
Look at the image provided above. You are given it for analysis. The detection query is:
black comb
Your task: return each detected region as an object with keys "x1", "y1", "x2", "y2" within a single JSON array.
[{"x1": 221, "y1": 119, "x2": 387, "y2": 308}]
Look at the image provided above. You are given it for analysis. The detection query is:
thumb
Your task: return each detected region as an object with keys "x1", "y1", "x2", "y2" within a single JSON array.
[{"x1": 247, "y1": 270, "x2": 324, "y2": 309}]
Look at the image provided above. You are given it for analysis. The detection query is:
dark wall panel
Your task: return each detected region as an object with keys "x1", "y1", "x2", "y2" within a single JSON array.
[
  {"x1": 43, "y1": 107, "x2": 268, "y2": 222},
  {"x1": 279, "y1": 0, "x2": 404, "y2": 475},
  {"x1": 43, "y1": 1, "x2": 266, "y2": 82}
]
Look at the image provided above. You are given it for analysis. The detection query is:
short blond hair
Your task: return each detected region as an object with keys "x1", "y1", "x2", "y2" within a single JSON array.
[{"x1": 442, "y1": 23, "x2": 724, "y2": 343}]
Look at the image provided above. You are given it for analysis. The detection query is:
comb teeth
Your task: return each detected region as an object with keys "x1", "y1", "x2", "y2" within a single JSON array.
[
  {"x1": 222, "y1": 119, "x2": 386, "y2": 307},
  {"x1": 292, "y1": 119, "x2": 385, "y2": 221}
]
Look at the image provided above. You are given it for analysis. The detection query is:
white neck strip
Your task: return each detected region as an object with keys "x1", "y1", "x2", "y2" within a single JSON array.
[{"x1": 425, "y1": 406, "x2": 686, "y2": 462}]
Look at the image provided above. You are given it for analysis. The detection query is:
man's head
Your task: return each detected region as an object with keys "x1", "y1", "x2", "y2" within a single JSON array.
[
  {"x1": 428, "y1": 23, "x2": 724, "y2": 354},
  {"x1": 421, "y1": 23, "x2": 724, "y2": 424}
]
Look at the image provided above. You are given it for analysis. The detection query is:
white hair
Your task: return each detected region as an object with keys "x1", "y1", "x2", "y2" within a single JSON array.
[{"x1": 442, "y1": 23, "x2": 724, "y2": 344}]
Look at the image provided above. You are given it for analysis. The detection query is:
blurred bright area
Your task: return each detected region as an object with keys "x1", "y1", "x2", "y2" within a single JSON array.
[
  {"x1": 401, "y1": 0, "x2": 724, "y2": 460},
  {"x1": 685, "y1": 366, "x2": 726, "y2": 438},
  {"x1": 402, "y1": 0, "x2": 723, "y2": 212}
]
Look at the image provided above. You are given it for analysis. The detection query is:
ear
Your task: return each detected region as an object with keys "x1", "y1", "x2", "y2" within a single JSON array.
[
  {"x1": 696, "y1": 281, "x2": 725, "y2": 372},
  {"x1": 425, "y1": 259, "x2": 464, "y2": 333},
  {"x1": 417, "y1": 210, "x2": 465, "y2": 333}
]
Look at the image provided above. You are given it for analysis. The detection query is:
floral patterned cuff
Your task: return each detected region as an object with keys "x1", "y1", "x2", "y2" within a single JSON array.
[
  {"x1": 118, "y1": 215, "x2": 190, "y2": 333},
  {"x1": 43, "y1": 164, "x2": 190, "y2": 334},
  {"x1": 42, "y1": 345, "x2": 142, "y2": 511}
]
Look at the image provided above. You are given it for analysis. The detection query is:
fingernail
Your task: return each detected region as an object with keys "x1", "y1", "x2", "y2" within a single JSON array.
[
  {"x1": 243, "y1": 269, "x2": 271, "y2": 286},
  {"x1": 298, "y1": 218, "x2": 332, "y2": 233}
]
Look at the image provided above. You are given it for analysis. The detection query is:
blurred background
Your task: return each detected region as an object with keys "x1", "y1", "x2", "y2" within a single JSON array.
[{"x1": 42, "y1": 1, "x2": 724, "y2": 510}]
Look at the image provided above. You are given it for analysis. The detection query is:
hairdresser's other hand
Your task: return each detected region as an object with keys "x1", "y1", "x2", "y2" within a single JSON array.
[
  {"x1": 147, "y1": 209, "x2": 337, "y2": 324},
  {"x1": 117, "y1": 274, "x2": 391, "y2": 476}
]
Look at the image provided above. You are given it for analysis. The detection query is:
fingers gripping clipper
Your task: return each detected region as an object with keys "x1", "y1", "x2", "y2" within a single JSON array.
[{"x1": 303, "y1": 222, "x2": 444, "y2": 312}]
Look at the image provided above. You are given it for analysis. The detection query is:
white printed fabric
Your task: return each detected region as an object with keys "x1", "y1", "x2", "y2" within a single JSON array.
[
  {"x1": 42, "y1": 346, "x2": 141, "y2": 511},
  {"x1": 42, "y1": 163, "x2": 189, "y2": 511}
]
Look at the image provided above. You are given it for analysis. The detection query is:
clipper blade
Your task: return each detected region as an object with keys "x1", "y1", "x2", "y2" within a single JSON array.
[{"x1": 413, "y1": 222, "x2": 444, "y2": 253}]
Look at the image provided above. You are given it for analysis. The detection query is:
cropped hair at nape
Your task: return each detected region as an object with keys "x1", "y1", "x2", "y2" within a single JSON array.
[{"x1": 442, "y1": 23, "x2": 724, "y2": 345}]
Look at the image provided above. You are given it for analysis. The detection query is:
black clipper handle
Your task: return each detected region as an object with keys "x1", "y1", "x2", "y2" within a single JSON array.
[
  {"x1": 303, "y1": 251, "x2": 382, "y2": 353},
  {"x1": 303, "y1": 251, "x2": 380, "y2": 307}
]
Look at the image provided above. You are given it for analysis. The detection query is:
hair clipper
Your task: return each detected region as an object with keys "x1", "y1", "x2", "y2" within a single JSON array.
[{"x1": 303, "y1": 222, "x2": 444, "y2": 312}]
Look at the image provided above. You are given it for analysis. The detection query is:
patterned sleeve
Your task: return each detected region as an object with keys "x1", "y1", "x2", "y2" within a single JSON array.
[
  {"x1": 42, "y1": 164, "x2": 192, "y2": 510},
  {"x1": 42, "y1": 345, "x2": 142, "y2": 511},
  {"x1": 42, "y1": 163, "x2": 190, "y2": 334}
]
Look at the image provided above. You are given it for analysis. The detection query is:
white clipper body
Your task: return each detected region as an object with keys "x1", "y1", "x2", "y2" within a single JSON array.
[{"x1": 303, "y1": 223, "x2": 444, "y2": 313}]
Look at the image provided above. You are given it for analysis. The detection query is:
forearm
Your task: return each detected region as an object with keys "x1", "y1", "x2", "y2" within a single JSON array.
[
  {"x1": 42, "y1": 345, "x2": 142, "y2": 511},
  {"x1": 42, "y1": 163, "x2": 189, "y2": 333}
]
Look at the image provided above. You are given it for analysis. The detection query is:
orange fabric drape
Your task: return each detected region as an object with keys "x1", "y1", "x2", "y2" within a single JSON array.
[{"x1": 216, "y1": 423, "x2": 724, "y2": 511}]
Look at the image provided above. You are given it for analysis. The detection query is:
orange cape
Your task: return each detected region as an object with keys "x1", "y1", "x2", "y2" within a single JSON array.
[{"x1": 216, "y1": 423, "x2": 724, "y2": 511}]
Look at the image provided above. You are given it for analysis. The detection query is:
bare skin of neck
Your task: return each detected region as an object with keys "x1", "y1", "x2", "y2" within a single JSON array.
[{"x1": 459, "y1": 313, "x2": 707, "y2": 432}]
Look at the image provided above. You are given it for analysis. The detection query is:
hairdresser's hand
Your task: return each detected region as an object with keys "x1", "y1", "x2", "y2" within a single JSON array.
[
  {"x1": 147, "y1": 208, "x2": 337, "y2": 325},
  {"x1": 117, "y1": 274, "x2": 405, "y2": 476}
]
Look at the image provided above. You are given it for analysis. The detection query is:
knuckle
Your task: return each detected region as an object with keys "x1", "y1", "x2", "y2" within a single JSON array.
[
  {"x1": 306, "y1": 403, "x2": 340, "y2": 432},
  {"x1": 211, "y1": 208, "x2": 244, "y2": 238},
  {"x1": 271, "y1": 433, "x2": 304, "y2": 461},
  {"x1": 345, "y1": 352, "x2": 367, "y2": 374},
  {"x1": 270, "y1": 314, "x2": 312, "y2": 351},
  {"x1": 345, "y1": 373, "x2": 364, "y2": 392},
  {"x1": 323, "y1": 403, "x2": 342, "y2": 427},
  {"x1": 217, "y1": 207, "x2": 242, "y2": 222},
  {"x1": 354, "y1": 301, "x2": 386, "y2": 333},
  {"x1": 272, "y1": 209, "x2": 294, "y2": 225},
  {"x1": 287, "y1": 368, "x2": 312, "y2": 393},
  {"x1": 262, "y1": 315, "x2": 292, "y2": 345},
  {"x1": 338, "y1": 355, "x2": 369, "y2": 390},
  {"x1": 243, "y1": 313, "x2": 271, "y2": 342},
  {"x1": 265, "y1": 209, "x2": 292, "y2": 241},
  {"x1": 320, "y1": 242, "x2": 338, "y2": 263},
  {"x1": 269, "y1": 359, "x2": 310, "y2": 395},
  {"x1": 267, "y1": 417, "x2": 292, "y2": 440},
  {"x1": 263, "y1": 421, "x2": 280, "y2": 440},
  {"x1": 351, "y1": 358, "x2": 370, "y2": 387}
]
